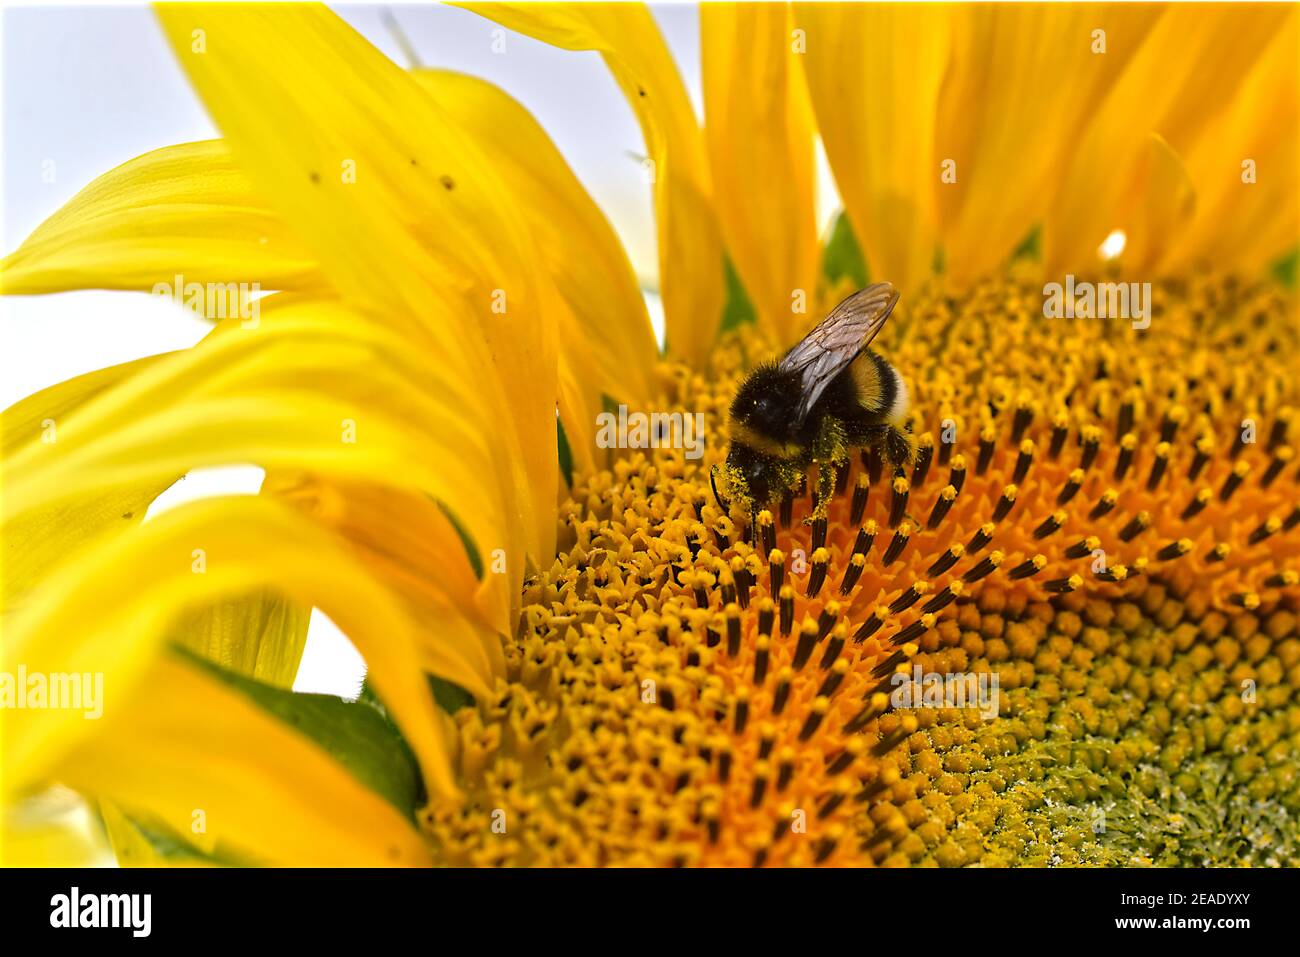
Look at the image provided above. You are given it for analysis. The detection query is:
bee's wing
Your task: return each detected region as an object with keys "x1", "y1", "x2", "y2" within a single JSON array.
[{"x1": 778, "y1": 282, "x2": 900, "y2": 425}]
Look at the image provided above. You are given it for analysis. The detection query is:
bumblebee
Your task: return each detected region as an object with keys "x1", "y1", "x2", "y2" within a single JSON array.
[{"x1": 713, "y1": 283, "x2": 913, "y2": 519}]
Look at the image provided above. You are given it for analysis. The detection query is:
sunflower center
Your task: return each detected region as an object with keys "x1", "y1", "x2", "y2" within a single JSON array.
[{"x1": 423, "y1": 273, "x2": 1299, "y2": 867}]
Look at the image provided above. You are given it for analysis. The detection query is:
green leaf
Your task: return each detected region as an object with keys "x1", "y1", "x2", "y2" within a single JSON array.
[
  {"x1": 719, "y1": 255, "x2": 757, "y2": 331},
  {"x1": 177, "y1": 648, "x2": 422, "y2": 818},
  {"x1": 821, "y1": 211, "x2": 869, "y2": 288}
]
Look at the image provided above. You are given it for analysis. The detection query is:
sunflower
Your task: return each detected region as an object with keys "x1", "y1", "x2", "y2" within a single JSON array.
[{"x1": 2, "y1": 2, "x2": 1297, "y2": 868}]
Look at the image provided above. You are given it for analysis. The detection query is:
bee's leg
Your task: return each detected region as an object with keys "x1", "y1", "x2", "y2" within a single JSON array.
[
  {"x1": 882, "y1": 425, "x2": 916, "y2": 471},
  {"x1": 808, "y1": 415, "x2": 850, "y2": 520},
  {"x1": 812, "y1": 459, "x2": 837, "y2": 520}
]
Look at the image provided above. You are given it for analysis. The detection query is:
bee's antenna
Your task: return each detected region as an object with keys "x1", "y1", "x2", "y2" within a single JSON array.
[{"x1": 710, "y1": 465, "x2": 730, "y2": 512}]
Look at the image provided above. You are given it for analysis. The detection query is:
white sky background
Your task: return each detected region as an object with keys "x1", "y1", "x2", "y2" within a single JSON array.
[{"x1": 1, "y1": 2, "x2": 838, "y2": 697}]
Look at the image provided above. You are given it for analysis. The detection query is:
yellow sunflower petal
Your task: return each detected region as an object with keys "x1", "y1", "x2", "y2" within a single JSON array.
[
  {"x1": 2, "y1": 323, "x2": 509, "y2": 715},
  {"x1": 1, "y1": 354, "x2": 177, "y2": 611},
  {"x1": 173, "y1": 589, "x2": 310, "y2": 690},
  {"x1": 411, "y1": 67, "x2": 656, "y2": 407},
  {"x1": 266, "y1": 471, "x2": 505, "y2": 678},
  {"x1": 2, "y1": 302, "x2": 500, "y2": 596},
  {"x1": 58, "y1": 654, "x2": 431, "y2": 866},
  {"x1": 935, "y1": 4, "x2": 1163, "y2": 284},
  {"x1": 1113, "y1": 132, "x2": 1197, "y2": 274},
  {"x1": 1162, "y1": 15, "x2": 1300, "y2": 275},
  {"x1": 459, "y1": 1, "x2": 725, "y2": 367},
  {"x1": 797, "y1": 3, "x2": 949, "y2": 292},
  {"x1": 154, "y1": 3, "x2": 557, "y2": 568},
  {"x1": 410, "y1": 68, "x2": 656, "y2": 467},
  {"x1": 556, "y1": 341, "x2": 599, "y2": 476},
  {"x1": 0, "y1": 140, "x2": 320, "y2": 297},
  {"x1": 702, "y1": 2, "x2": 818, "y2": 346},
  {"x1": 1, "y1": 494, "x2": 481, "y2": 802},
  {"x1": 1044, "y1": 4, "x2": 1292, "y2": 276}
]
